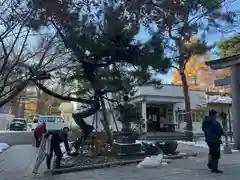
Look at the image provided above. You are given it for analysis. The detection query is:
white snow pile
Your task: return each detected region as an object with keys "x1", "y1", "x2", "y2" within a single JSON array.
[
  {"x1": 137, "y1": 154, "x2": 166, "y2": 168},
  {"x1": 0, "y1": 142, "x2": 9, "y2": 153},
  {"x1": 178, "y1": 140, "x2": 208, "y2": 148},
  {"x1": 136, "y1": 140, "x2": 165, "y2": 146},
  {"x1": 136, "y1": 140, "x2": 154, "y2": 145},
  {"x1": 178, "y1": 140, "x2": 239, "y2": 153},
  {"x1": 0, "y1": 130, "x2": 30, "y2": 133},
  {"x1": 206, "y1": 95, "x2": 232, "y2": 104}
]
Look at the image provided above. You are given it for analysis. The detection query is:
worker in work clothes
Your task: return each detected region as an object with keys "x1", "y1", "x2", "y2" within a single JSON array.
[
  {"x1": 45, "y1": 127, "x2": 71, "y2": 169},
  {"x1": 202, "y1": 109, "x2": 224, "y2": 173},
  {"x1": 34, "y1": 123, "x2": 47, "y2": 148}
]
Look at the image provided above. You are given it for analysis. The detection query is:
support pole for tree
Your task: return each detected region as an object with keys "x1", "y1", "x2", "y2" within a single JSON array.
[
  {"x1": 95, "y1": 112, "x2": 98, "y2": 132},
  {"x1": 106, "y1": 97, "x2": 119, "y2": 132},
  {"x1": 92, "y1": 112, "x2": 98, "y2": 132},
  {"x1": 100, "y1": 97, "x2": 113, "y2": 145}
]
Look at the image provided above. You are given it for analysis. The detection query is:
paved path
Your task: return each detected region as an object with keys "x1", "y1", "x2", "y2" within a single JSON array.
[
  {"x1": 177, "y1": 143, "x2": 209, "y2": 154},
  {"x1": 0, "y1": 132, "x2": 33, "y2": 145},
  {"x1": 50, "y1": 153, "x2": 240, "y2": 180},
  {"x1": 1, "y1": 144, "x2": 240, "y2": 180},
  {"x1": 0, "y1": 145, "x2": 45, "y2": 180}
]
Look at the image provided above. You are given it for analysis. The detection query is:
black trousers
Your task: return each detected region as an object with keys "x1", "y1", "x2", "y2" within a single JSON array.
[
  {"x1": 207, "y1": 143, "x2": 221, "y2": 171},
  {"x1": 46, "y1": 144, "x2": 63, "y2": 169}
]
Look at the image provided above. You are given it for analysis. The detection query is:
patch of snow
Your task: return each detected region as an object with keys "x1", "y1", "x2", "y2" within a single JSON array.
[
  {"x1": 136, "y1": 140, "x2": 164, "y2": 145},
  {"x1": 178, "y1": 140, "x2": 239, "y2": 152},
  {"x1": 136, "y1": 140, "x2": 153, "y2": 145},
  {"x1": 0, "y1": 130, "x2": 30, "y2": 133},
  {"x1": 178, "y1": 140, "x2": 209, "y2": 149},
  {"x1": 136, "y1": 140, "x2": 150, "y2": 144},
  {"x1": 0, "y1": 142, "x2": 9, "y2": 153},
  {"x1": 206, "y1": 95, "x2": 232, "y2": 104}
]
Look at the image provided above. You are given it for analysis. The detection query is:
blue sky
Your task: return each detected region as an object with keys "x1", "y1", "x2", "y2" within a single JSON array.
[{"x1": 136, "y1": 0, "x2": 240, "y2": 83}]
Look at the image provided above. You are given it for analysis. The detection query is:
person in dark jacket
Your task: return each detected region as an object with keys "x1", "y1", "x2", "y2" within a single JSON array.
[
  {"x1": 34, "y1": 123, "x2": 47, "y2": 148},
  {"x1": 45, "y1": 127, "x2": 70, "y2": 169},
  {"x1": 202, "y1": 109, "x2": 224, "y2": 173}
]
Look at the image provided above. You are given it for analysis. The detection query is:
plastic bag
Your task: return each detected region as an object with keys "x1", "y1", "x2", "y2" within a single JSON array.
[
  {"x1": 137, "y1": 154, "x2": 163, "y2": 168},
  {"x1": 155, "y1": 154, "x2": 163, "y2": 162}
]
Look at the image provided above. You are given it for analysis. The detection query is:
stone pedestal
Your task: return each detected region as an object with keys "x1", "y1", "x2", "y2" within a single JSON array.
[
  {"x1": 229, "y1": 142, "x2": 237, "y2": 149},
  {"x1": 112, "y1": 142, "x2": 142, "y2": 156},
  {"x1": 116, "y1": 132, "x2": 137, "y2": 143},
  {"x1": 112, "y1": 131, "x2": 141, "y2": 157}
]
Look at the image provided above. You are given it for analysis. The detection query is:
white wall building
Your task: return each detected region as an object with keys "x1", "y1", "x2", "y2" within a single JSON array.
[
  {"x1": 68, "y1": 85, "x2": 231, "y2": 134},
  {"x1": 129, "y1": 85, "x2": 208, "y2": 133}
]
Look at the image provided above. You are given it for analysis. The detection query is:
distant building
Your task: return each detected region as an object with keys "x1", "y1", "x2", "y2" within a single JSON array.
[{"x1": 0, "y1": 104, "x2": 12, "y2": 114}]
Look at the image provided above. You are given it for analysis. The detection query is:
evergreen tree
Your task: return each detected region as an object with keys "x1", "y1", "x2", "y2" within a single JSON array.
[
  {"x1": 128, "y1": 0, "x2": 237, "y2": 140},
  {"x1": 23, "y1": 0, "x2": 171, "y2": 142},
  {"x1": 217, "y1": 35, "x2": 240, "y2": 56}
]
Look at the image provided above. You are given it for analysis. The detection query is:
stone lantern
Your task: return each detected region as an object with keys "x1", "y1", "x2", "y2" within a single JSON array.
[{"x1": 112, "y1": 94, "x2": 142, "y2": 157}]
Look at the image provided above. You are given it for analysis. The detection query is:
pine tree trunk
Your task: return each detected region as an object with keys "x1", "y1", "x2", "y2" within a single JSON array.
[{"x1": 180, "y1": 72, "x2": 193, "y2": 141}]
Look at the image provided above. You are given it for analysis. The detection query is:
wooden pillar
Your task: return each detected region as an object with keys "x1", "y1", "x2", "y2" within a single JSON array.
[
  {"x1": 231, "y1": 64, "x2": 240, "y2": 149},
  {"x1": 141, "y1": 98, "x2": 147, "y2": 132}
]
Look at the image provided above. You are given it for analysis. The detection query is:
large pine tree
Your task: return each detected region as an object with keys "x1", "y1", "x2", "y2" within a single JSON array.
[{"x1": 22, "y1": 0, "x2": 171, "y2": 142}]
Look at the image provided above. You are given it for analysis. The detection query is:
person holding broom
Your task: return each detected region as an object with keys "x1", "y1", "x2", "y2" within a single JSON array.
[{"x1": 33, "y1": 123, "x2": 47, "y2": 148}]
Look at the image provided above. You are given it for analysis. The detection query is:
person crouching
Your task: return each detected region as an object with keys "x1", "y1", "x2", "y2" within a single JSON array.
[{"x1": 44, "y1": 127, "x2": 70, "y2": 169}]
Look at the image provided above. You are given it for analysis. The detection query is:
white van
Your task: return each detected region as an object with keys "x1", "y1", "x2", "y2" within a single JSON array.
[{"x1": 31, "y1": 115, "x2": 69, "y2": 131}]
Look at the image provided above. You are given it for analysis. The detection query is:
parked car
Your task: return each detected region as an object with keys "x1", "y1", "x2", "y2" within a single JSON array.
[
  {"x1": 9, "y1": 118, "x2": 27, "y2": 131},
  {"x1": 31, "y1": 115, "x2": 69, "y2": 131}
]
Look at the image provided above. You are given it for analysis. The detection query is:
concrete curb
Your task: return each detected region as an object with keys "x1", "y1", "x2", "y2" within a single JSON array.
[
  {"x1": 198, "y1": 152, "x2": 208, "y2": 156},
  {"x1": 164, "y1": 153, "x2": 198, "y2": 160},
  {"x1": 48, "y1": 152, "x2": 198, "y2": 175},
  {"x1": 50, "y1": 159, "x2": 143, "y2": 174},
  {"x1": 0, "y1": 146, "x2": 11, "y2": 154}
]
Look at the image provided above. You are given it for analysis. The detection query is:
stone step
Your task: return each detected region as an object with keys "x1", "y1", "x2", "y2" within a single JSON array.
[{"x1": 144, "y1": 136, "x2": 188, "y2": 141}]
